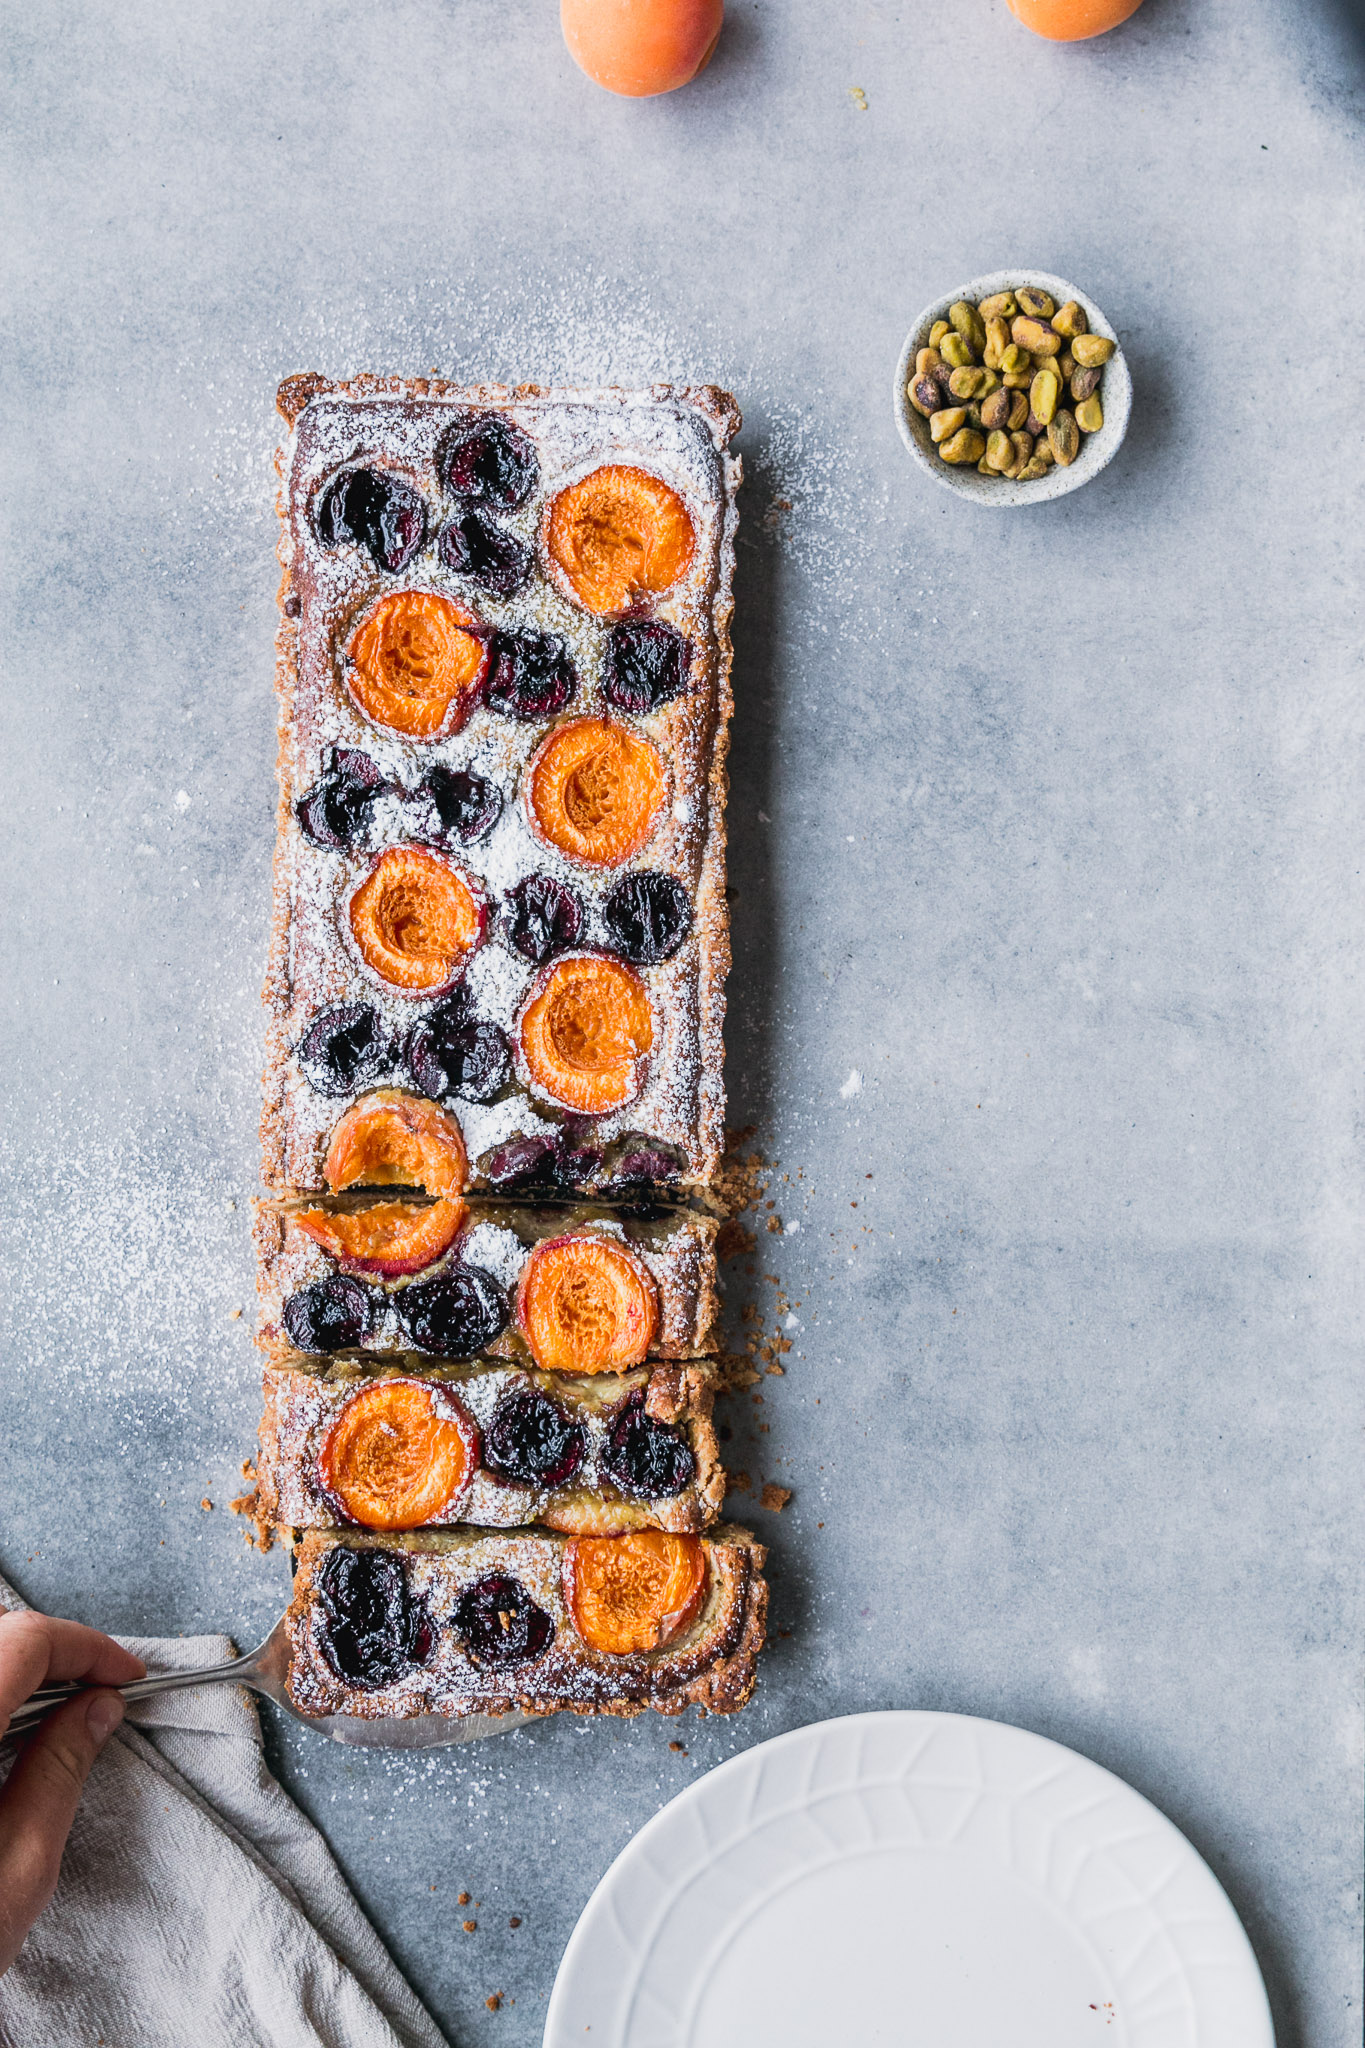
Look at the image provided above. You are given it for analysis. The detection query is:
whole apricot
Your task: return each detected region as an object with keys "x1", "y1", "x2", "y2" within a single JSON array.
[
  {"x1": 561, "y1": 0, "x2": 723, "y2": 98},
  {"x1": 1006, "y1": 0, "x2": 1142, "y2": 39}
]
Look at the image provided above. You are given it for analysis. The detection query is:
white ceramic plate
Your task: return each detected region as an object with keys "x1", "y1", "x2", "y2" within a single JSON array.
[
  {"x1": 894, "y1": 269, "x2": 1132, "y2": 506},
  {"x1": 544, "y1": 1710, "x2": 1273, "y2": 2048}
]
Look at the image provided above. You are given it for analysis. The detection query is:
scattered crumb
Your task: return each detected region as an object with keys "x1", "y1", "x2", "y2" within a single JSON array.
[
  {"x1": 508, "y1": 1916, "x2": 521, "y2": 1928},
  {"x1": 726, "y1": 1470, "x2": 752, "y2": 1495},
  {"x1": 849, "y1": 85, "x2": 869, "y2": 110},
  {"x1": 716, "y1": 1219, "x2": 756, "y2": 1262},
  {"x1": 765, "y1": 1363, "x2": 785, "y2": 1376},
  {"x1": 463, "y1": 1919, "x2": 477, "y2": 1934},
  {"x1": 668, "y1": 1740, "x2": 687, "y2": 1754},
  {"x1": 486, "y1": 1993, "x2": 502, "y2": 2012},
  {"x1": 766, "y1": 1215, "x2": 783, "y2": 1234},
  {"x1": 458, "y1": 1891, "x2": 471, "y2": 1906},
  {"x1": 200, "y1": 1497, "x2": 213, "y2": 1512},
  {"x1": 761, "y1": 1484, "x2": 792, "y2": 1513}
]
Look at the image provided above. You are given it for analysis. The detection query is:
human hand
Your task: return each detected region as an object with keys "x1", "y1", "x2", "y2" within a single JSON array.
[{"x1": 0, "y1": 1610, "x2": 145, "y2": 1975}]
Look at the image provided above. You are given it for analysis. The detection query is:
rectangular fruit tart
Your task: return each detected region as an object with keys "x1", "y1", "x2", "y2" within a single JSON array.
[
  {"x1": 284, "y1": 1525, "x2": 767, "y2": 1720},
  {"x1": 252, "y1": 1355, "x2": 724, "y2": 1539},
  {"x1": 261, "y1": 375, "x2": 740, "y2": 1208},
  {"x1": 254, "y1": 1194, "x2": 719, "y2": 1366}
]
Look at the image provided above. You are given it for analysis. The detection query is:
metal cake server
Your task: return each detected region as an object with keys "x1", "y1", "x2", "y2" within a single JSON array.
[{"x1": 2, "y1": 1613, "x2": 526, "y2": 1750}]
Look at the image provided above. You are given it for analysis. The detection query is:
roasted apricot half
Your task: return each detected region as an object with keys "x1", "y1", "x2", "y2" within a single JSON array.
[
  {"x1": 519, "y1": 954, "x2": 653, "y2": 1113},
  {"x1": 349, "y1": 846, "x2": 485, "y2": 995},
  {"x1": 324, "y1": 1090, "x2": 468, "y2": 1196},
  {"x1": 526, "y1": 718, "x2": 666, "y2": 869},
  {"x1": 516, "y1": 1233, "x2": 658, "y2": 1374},
  {"x1": 319, "y1": 1378, "x2": 478, "y2": 1530},
  {"x1": 296, "y1": 1196, "x2": 468, "y2": 1280},
  {"x1": 563, "y1": 1531, "x2": 707, "y2": 1654},
  {"x1": 346, "y1": 590, "x2": 489, "y2": 739},
  {"x1": 546, "y1": 466, "x2": 695, "y2": 616}
]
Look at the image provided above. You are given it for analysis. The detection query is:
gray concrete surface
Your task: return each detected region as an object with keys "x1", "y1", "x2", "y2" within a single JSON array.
[{"x1": 3, "y1": 1, "x2": 1362, "y2": 2041}]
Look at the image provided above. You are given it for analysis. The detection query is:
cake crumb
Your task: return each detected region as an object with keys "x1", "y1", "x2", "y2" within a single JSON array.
[
  {"x1": 716, "y1": 1220, "x2": 756, "y2": 1262},
  {"x1": 668, "y1": 1740, "x2": 687, "y2": 1753},
  {"x1": 458, "y1": 1891, "x2": 471, "y2": 1906},
  {"x1": 229, "y1": 1307, "x2": 243, "y2": 1319},
  {"x1": 726, "y1": 1470, "x2": 751, "y2": 1495},
  {"x1": 766, "y1": 1215, "x2": 783, "y2": 1234},
  {"x1": 486, "y1": 1993, "x2": 502, "y2": 2011},
  {"x1": 200, "y1": 1498, "x2": 213, "y2": 1512},
  {"x1": 463, "y1": 1919, "x2": 477, "y2": 1934},
  {"x1": 761, "y1": 1484, "x2": 792, "y2": 1512},
  {"x1": 765, "y1": 1363, "x2": 785, "y2": 1376},
  {"x1": 508, "y1": 1916, "x2": 522, "y2": 1928}
]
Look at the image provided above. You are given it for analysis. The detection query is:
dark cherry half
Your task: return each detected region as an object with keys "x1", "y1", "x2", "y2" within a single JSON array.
[
  {"x1": 599, "y1": 1391, "x2": 696, "y2": 1500},
  {"x1": 484, "y1": 1387, "x2": 587, "y2": 1488},
  {"x1": 482, "y1": 1133, "x2": 602, "y2": 1194},
  {"x1": 485, "y1": 630, "x2": 576, "y2": 722},
  {"x1": 409, "y1": 765, "x2": 503, "y2": 848},
  {"x1": 315, "y1": 1545, "x2": 434, "y2": 1689},
  {"x1": 317, "y1": 469, "x2": 427, "y2": 575},
  {"x1": 296, "y1": 1004, "x2": 391, "y2": 1098},
  {"x1": 393, "y1": 1264, "x2": 508, "y2": 1357},
  {"x1": 282, "y1": 1276, "x2": 377, "y2": 1353},
  {"x1": 402, "y1": 992, "x2": 512, "y2": 1105},
  {"x1": 438, "y1": 510, "x2": 533, "y2": 598},
  {"x1": 602, "y1": 621, "x2": 692, "y2": 715},
  {"x1": 438, "y1": 414, "x2": 539, "y2": 510},
  {"x1": 296, "y1": 748, "x2": 394, "y2": 851},
  {"x1": 452, "y1": 1573, "x2": 553, "y2": 1666},
  {"x1": 503, "y1": 873, "x2": 585, "y2": 965},
  {"x1": 601, "y1": 871, "x2": 692, "y2": 965}
]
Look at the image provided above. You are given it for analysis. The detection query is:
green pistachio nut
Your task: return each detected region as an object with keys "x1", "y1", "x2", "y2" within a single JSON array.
[
  {"x1": 938, "y1": 427, "x2": 986, "y2": 466},
  {"x1": 929, "y1": 406, "x2": 967, "y2": 444},
  {"x1": 977, "y1": 291, "x2": 1018, "y2": 320},
  {"x1": 940, "y1": 333, "x2": 973, "y2": 369},
  {"x1": 949, "y1": 300, "x2": 988, "y2": 353},
  {"x1": 1050, "y1": 300, "x2": 1088, "y2": 338},
  {"x1": 928, "y1": 320, "x2": 952, "y2": 348},
  {"x1": 1070, "y1": 366, "x2": 1102, "y2": 402},
  {"x1": 1012, "y1": 316, "x2": 1061, "y2": 357},
  {"x1": 1029, "y1": 370, "x2": 1060, "y2": 425},
  {"x1": 984, "y1": 429, "x2": 1014, "y2": 472},
  {"x1": 1071, "y1": 333, "x2": 1116, "y2": 368},
  {"x1": 1075, "y1": 393, "x2": 1104, "y2": 433},
  {"x1": 1007, "y1": 391, "x2": 1031, "y2": 432},
  {"x1": 980, "y1": 387, "x2": 1012, "y2": 430},
  {"x1": 948, "y1": 365, "x2": 987, "y2": 400},
  {"x1": 1047, "y1": 409, "x2": 1080, "y2": 466}
]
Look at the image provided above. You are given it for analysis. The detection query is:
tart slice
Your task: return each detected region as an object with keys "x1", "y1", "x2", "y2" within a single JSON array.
[
  {"x1": 251, "y1": 1355, "x2": 725, "y2": 1541},
  {"x1": 254, "y1": 1197, "x2": 719, "y2": 1364},
  {"x1": 262, "y1": 378, "x2": 739, "y2": 1205},
  {"x1": 283, "y1": 1524, "x2": 766, "y2": 1721}
]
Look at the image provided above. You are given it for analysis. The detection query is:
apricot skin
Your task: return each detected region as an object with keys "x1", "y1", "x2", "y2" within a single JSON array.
[
  {"x1": 319, "y1": 1378, "x2": 478, "y2": 1530},
  {"x1": 347, "y1": 590, "x2": 489, "y2": 740},
  {"x1": 519, "y1": 954, "x2": 654, "y2": 1114},
  {"x1": 561, "y1": 0, "x2": 723, "y2": 98},
  {"x1": 295, "y1": 1196, "x2": 467, "y2": 1279},
  {"x1": 516, "y1": 1233, "x2": 659, "y2": 1374},
  {"x1": 349, "y1": 846, "x2": 485, "y2": 995},
  {"x1": 324, "y1": 1090, "x2": 469, "y2": 1197},
  {"x1": 546, "y1": 466, "x2": 695, "y2": 616},
  {"x1": 1006, "y1": 0, "x2": 1142, "y2": 37},
  {"x1": 526, "y1": 717, "x2": 667, "y2": 870},
  {"x1": 564, "y1": 1531, "x2": 707, "y2": 1653}
]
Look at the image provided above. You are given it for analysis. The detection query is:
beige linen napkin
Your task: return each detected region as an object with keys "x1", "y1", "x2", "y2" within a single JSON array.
[{"x1": 0, "y1": 1574, "x2": 448, "y2": 2048}]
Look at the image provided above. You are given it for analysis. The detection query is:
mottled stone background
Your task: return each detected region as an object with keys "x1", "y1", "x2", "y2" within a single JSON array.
[{"x1": 2, "y1": 2, "x2": 1361, "y2": 2040}]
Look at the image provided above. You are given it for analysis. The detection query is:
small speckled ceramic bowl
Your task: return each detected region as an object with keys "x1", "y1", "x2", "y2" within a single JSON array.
[{"x1": 893, "y1": 270, "x2": 1131, "y2": 507}]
